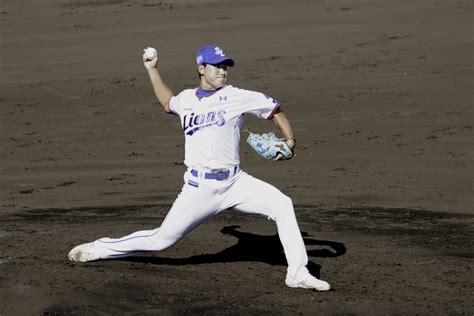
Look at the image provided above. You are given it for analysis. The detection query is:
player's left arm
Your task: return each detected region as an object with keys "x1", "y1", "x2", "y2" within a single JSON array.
[{"x1": 272, "y1": 111, "x2": 296, "y2": 160}]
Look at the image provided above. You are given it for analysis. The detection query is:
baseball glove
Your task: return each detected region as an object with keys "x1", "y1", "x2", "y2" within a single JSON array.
[{"x1": 246, "y1": 131, "x2": 294, "y2": 160}]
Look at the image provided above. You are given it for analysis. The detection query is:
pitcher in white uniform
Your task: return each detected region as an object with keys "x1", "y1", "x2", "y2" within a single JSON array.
[{"x1": 68, "y1": 45, "x2": 331, "y2": 291}]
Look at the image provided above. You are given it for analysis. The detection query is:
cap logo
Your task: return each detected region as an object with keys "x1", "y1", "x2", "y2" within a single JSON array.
[
  {"x1": 196, "y1": 46, "x2": 234, "y2": 65},
  {"x1": 214, "y1": 47, "x2": 225, "y2": 57}
]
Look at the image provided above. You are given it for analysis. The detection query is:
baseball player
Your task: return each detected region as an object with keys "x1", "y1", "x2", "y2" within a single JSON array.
[{"x1": 68, "y1": 45, "x2": 331, "y2": 291}]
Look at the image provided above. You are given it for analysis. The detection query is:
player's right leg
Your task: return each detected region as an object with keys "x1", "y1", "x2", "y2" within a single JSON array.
[{"x1": 68, "y1": 176, "x2": 220, "y2": 262}]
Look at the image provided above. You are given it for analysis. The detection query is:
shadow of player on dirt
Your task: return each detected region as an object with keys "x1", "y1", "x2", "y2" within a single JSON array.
[{"x1": 122, "y1": 225, "x2": 346, "y2": 277}]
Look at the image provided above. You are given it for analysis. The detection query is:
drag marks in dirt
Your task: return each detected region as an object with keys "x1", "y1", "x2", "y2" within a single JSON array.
[
  {"x1": 7, "y1": 180, "x2": 77, "y2": 200},
  {"x1": 16, "y1": 181, "x2": 76, "y2": 196},
  {"x1": 337, "y1": 125, "x2": 471, "y2": 148},
  {"x1": 41, "y1": 85, "x2": 81, "y2": 100},
  {"x1": 355, "y1": 34, "x2": 412, "y2": 47},
  {"x1": 251, "y1": 54, "x2": 320, "y2": 84},
  {"x1": 424, "y1": 125, "x2": 472, "y2": 141},
  {"x1": 106, "y1": 173, "x2": 139, "y2": 186},
  {"x1": 60, "y1": 0, "x2": 183, "y2": 14},
  {"x1": 0, "y1": 230, "x2": 16, "y2": 265},
  {"x1": 331, "y1": 33, "x2": 414, "y2": 74},
  {"x1": 62, "y1": 0, "x2": 128, "y2": 8},
  {"x1": 6, "y1": 204, "x2": 168, "y2": 224},
  {"x1": 307, "y1": 111, "x2": 472, "y2": 159}
]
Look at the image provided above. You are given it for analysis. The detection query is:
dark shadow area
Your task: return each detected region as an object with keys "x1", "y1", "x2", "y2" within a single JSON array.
[{"x1": 120, "y1": 225, "x2": 346, "y2": 277}]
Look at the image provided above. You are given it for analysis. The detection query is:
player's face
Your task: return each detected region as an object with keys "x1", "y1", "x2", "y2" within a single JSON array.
[{"x1": 199, "y1": 62, "x2": 228, "y2": 90}]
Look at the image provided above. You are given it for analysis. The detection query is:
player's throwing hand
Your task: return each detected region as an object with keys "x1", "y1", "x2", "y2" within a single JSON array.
[{"x1": 143, "y1": 47, "x2": 158, "y2": 70}]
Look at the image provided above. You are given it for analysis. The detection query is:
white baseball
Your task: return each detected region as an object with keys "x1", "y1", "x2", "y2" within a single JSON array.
[{"x1": 144, "y1": 47, "x2": 157, "y2": 61}]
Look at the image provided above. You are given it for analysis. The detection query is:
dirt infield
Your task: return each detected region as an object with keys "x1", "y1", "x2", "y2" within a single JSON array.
[{"x1": 1, "y1": 0, "x2": 473, "y2": 314}]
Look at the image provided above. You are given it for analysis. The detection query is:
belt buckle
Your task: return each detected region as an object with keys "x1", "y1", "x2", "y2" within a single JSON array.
[{"x1": 212, "y1": 169, "x2": 229, "y2": 181}]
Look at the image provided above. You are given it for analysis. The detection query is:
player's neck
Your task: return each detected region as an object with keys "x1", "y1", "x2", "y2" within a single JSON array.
[
  {"x1": 196, "y1": 86, "x2": 222, "y2": 100},
  {"x1": 199, "y1": 83, "x2": 222, "y2": 91},
  {"x1": 198, "y1": 87, "x2": 220, "y2": 92}
]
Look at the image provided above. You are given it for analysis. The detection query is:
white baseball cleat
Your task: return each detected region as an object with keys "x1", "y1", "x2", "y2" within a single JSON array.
[
  {"x1": 68, "y1": 242, "x2": 99, "y2": 262},
  {"x1": 285, "y1": 274, "x2": 331, "y2": 291}
]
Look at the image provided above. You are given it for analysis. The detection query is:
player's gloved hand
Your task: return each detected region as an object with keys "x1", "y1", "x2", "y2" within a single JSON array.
[
  {"x1": 246, "y1": 131, "x2": 295, "y2": 161},
  {"x1": 274, "y1": 137, "x2": 295, "y2": 161}
]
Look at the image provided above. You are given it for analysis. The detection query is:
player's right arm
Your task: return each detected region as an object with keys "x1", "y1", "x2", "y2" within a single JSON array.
[{"x1": 144, "y1": 55, "x2": 174, "y2": 113}]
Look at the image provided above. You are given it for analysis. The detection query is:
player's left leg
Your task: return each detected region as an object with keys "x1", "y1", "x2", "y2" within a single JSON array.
[{"x1": 224, "y1": 171, "x2": 330, "y2": 291}]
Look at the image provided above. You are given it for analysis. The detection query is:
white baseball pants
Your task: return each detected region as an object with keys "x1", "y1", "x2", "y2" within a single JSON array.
[{"x1": 93, "y1": 169, "x2": 310, "y2": 281}]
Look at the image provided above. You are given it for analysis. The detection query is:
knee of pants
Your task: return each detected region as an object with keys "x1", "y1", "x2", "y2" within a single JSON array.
[
  {"x1": 280, "y1": 194, "x2": 294, "y2": 209},
  {"x1": 271, "y1": 194, "x2": 295, "y2": 220},
  {"x1": 149, "y1": 231, "x2": 183, "y2": 251}
]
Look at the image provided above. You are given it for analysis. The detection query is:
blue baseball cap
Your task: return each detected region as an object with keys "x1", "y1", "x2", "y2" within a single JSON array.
[{"x1": 196, "y1": 45, "x2": 235, "y2": 67}]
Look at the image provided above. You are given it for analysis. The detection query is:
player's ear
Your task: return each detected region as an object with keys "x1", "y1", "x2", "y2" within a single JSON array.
[{"x1": 197, "y1": 64, "x2": 206, "y2": 76}]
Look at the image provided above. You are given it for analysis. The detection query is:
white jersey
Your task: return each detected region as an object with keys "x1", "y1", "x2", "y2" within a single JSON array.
[{"x1": 168, "y1": 85, "x2": 280, "y2": 170}]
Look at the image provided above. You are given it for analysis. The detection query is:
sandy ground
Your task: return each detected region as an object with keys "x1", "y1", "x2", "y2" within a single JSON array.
[{"x1": 1, "y1": 0, "x2": 473, "y2": 314}]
